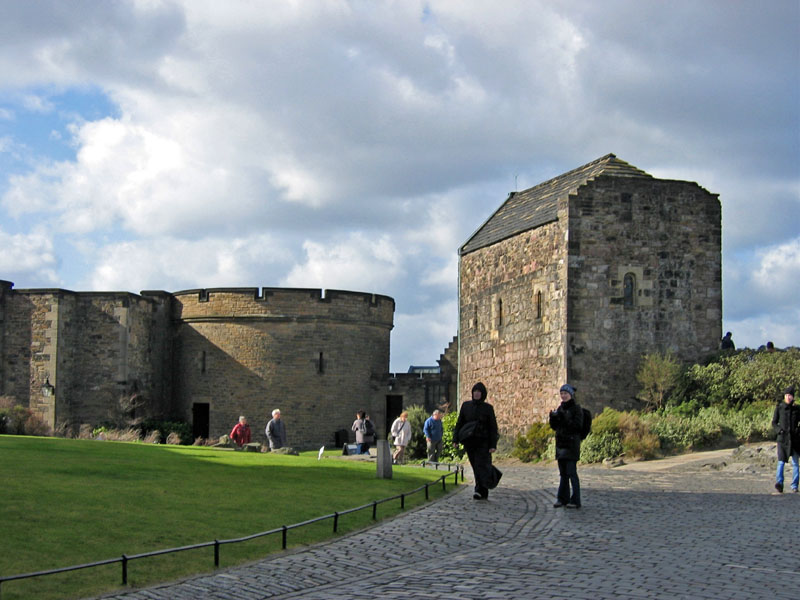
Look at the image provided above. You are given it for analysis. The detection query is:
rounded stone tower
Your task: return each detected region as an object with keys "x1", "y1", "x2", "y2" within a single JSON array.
[{"x1": 172, "y1": 287, "x2": 394, "y2": 448}]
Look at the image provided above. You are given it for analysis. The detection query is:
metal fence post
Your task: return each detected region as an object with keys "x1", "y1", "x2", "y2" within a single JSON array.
[
  {"x1": 333, "y1": 512, "x2": 339, "y2": 533},
  {"x1": 121, "y1": 555, "x2": 128, "y2": 585},
  {"x1": 425, "y1": 482, "x2": 429, "y2": 500},
  {"x1": 400, "y1": 493, "x2": 405, "y2": 509},
  {"x1": 282, "y1": 526, "x2": 287, "y2": 550},
  {"x1": 214, "y1": 540, "x2": 220, "y2": 567},
  {"x1": 372, "y1": 501, "x2": 377, "y2": 520}
]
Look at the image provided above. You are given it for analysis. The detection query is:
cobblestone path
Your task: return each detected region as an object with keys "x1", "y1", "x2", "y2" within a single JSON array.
[{"x1": 99, "y1": 459, "x2": 797, "y2": 599}]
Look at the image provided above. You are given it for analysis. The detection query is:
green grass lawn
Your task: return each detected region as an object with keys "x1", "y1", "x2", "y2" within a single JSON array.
[{"x1": 0, "y1": 436, "x2": 461, "y2": 600}]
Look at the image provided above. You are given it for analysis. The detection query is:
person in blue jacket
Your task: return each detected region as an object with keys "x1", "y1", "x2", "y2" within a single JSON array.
[{"x1": 423, "y1": 409, "x2": 444, "y2": 462}]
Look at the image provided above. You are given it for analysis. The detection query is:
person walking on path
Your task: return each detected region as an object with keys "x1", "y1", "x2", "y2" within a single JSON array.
[
  {"x1": 266, "y1": 409, "x2": 287, "y2": 450},
  {"x1": 423, "y1": 409, "x2": 444, "y2": 462},
  {"x1": 772, "y1": 385, "x2": 799, "y2": 493},
  {"x1": 454, "y1": 382, "x2": 500, "y2": 500},
  {"x1": 549, "y1": 384, "x2": 585, "y2": 508},
  {"x1": 351, "y1": 411, "x2": 375, "y2": 455},
  {"x1": 390, "y1": 411, "x2": 412, "y2": 464},
  {"x1": 229, "y1": 416, "x2": 251, "y2": 448}
]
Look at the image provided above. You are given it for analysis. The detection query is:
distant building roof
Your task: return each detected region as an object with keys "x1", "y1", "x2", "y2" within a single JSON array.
[
  {"x1": 459, "y1": 154, "x2": 652, "y2": 255},
  {"x1": 407, "y1": 366, "x2": 440, "y2": 374}
]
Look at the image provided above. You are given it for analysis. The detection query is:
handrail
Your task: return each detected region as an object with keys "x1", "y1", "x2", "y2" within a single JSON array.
[{"x1": 0, "y1": 466, "x2": 464, "y2": 599}]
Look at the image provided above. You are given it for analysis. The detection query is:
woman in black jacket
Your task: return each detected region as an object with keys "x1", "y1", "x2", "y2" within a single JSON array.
[
  {"x1": 772, "y1": 385, "x2": 799, "y2": 493},
  {"x1": 454, "y1": 382, "x2": 500, "y2": 500},
  {"x1": 549, "y1": 384, "x2": 585, "y2": 508}
]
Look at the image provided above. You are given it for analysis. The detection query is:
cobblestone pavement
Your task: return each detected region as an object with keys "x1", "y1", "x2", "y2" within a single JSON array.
[{"x1": 99, "y1": 456, "x2": 798, "y2": 600}]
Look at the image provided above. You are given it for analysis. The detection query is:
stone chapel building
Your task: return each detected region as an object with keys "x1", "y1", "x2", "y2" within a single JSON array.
[{"x1": 457, "y1": 154, "x2": 722, "y2": 435}]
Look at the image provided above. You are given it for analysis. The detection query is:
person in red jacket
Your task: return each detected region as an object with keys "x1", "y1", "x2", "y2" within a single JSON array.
[{"x1": 230, "y1": 416, "x2": 251, "y2": 447}]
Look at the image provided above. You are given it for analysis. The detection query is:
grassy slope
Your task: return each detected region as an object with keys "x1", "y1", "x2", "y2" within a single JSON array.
[{"x1": 0, "y1": 436, "x2": 458, "y2": 599}]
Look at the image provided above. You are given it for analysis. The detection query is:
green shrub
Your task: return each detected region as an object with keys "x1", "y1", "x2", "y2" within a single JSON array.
[
  {"x1": 0, "y1": 397, "x2": 51, "y2": 436},
  {"x1": 580, "y1": 432, "x2": 623, "y2": 463},
  {"x1": 591, "y1": 407, "x2": 623, "y2": 436},
  {"x1": 673, "y1": 348, "x2": 800, "y2": 408},
  {"x1": 403, "y1": 405, "x2": 427, "y2": 460},
  {"x1": 512, "y1": 421, "x2": 553, "y2": 463},
  {"x1": 643, "y1": 413, "x2": 691, "y2": 453},
  {"x1": 637, "y1": 352, "x2": 682, "y2": 411},
  {"x1": 439, "y1": 410, "x2": 465, "y2": 462},
  {"x1": 138, "y1": 419, "x2": 193, "y2": 445},
  {"x1": 618, "y1": 412, "x2": 660, "y2": 459}
]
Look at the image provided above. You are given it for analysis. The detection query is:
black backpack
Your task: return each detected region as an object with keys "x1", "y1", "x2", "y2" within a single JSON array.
[
  {"x1": 364, "y1": 419, "x2": 375, "y2": 438},
  {"x1": 580, "y1": 407, "x2": 592, "y2": 440}
]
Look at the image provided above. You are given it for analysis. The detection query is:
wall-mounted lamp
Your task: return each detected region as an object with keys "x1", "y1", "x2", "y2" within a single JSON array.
[{"x1": 42, "y1": 378, "x2": 55, "y2": 397}]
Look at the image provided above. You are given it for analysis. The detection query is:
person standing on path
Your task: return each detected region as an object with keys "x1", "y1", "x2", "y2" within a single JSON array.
[
  {"x1": 390, "y1": 411, "x2": 412, "y2": 464},
  {"x1": 229, "y1": 415, "x2": 251, "y2": 448},
  {"x1": 772, "y1": 385, "x2": 799, "y2": 493},
  {"x1": 549, "y1": 384, "x2": 585, "y2": 508},
  {"x1": 266, "y1": 409, "x2": 287, "y2": 450},
  {"x1": 454, "y1": 382, "x2": 500, "y2": 500},
  {"x1": 423, "y1": 409, "x2": 444, "y2": 462}
]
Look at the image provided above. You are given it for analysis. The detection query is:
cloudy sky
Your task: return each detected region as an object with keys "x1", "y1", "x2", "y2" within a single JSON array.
[{"x1": 0, "y1": 0, "x2": 798, "y2": 371}]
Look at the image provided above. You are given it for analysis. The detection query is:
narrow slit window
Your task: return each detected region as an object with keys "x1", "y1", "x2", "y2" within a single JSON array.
[
  {"x1": 536, "y1": 291, "x2": 543, "y2": 319},
  {"x1": 498, "y1": 299, "x2": 503, "y2": 327},
  {"x1": 624, "y1": 273, "x2": 636, "y2": 308},
  {"x1": 318, "y1": 352, "x2": 324, "y2": 374}
]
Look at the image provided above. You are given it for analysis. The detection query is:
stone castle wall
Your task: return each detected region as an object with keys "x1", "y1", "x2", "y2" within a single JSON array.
[
  {"x1": 171, "y1": 287, "x2": 394, "y2": 447},
  {"x1": 566, "y1": 176, "x2": 722, "y2": 411},
  {"x1": 0, "y1": 284, "x2": 172, "y2": 432},
  {"x1": 458, "y1": 175, "x2": 721, "y2": 436},
  {"x1": 458, "y1": 216, "x2": 568, "y2": 433},
  {"x1": 0, "y1": 283, "x2": 394, "y2": 449}
]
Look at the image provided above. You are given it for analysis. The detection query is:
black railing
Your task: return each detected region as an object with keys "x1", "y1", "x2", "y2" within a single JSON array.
[{"x1": 0, "y1": 466, "x2": 464, "y2": 599}]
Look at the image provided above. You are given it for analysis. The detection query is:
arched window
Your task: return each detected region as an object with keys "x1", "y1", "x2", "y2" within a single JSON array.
[{"x1": 624, "y1": 273, "x2": 636, "y2": 308}]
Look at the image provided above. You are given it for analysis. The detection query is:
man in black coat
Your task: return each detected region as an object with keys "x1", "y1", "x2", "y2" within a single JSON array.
[
  {"x1": 454, "y1": 382, "x2": 500, "y2": 500},
  {"x1": 549, "y1": 384, "x2": 584, "y2": 508},
  {"x1": 772, "y1": 385, "x2": 799, "y2": 493}
]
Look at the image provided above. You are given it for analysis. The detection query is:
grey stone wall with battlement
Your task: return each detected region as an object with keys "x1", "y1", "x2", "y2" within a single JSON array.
[{"x1": 0, "y1": 282, "x2": 394, "y2": 449}]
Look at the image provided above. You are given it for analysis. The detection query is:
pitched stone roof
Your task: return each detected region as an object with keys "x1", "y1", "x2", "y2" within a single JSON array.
[{"x1": 459, "y1": 154, "x2": 652, "y2": 255}]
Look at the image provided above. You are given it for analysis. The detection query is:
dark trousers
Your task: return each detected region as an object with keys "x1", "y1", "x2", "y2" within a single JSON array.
[
  {"x1": 466, "y1": 443, "x2": 493, "y2": 498},
  {"x1": 557, "y1": 459, "x2": 581, "y2": 505}
]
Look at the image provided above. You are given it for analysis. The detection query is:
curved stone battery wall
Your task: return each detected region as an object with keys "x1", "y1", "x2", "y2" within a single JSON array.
[{"x1": 172, "y1": 287, "x2": 394, "y2": 447}]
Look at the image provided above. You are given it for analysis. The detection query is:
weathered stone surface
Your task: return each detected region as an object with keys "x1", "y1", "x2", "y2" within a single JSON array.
[
  {"x1": 0, "y1": 283, "x2": 395, "y2": 450},
  {"x1": 376, "y1": 439, "x2": 392, "y2": 479},
  {"x1": 458, "y1": 156, "x2": 721, "y2": 436}
]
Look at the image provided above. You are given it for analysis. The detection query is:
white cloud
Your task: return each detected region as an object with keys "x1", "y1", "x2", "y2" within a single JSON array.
[
  {"x1": 282, "y1": 233, "x2": 404, "y2": 294},
  {"x1": 22, "y1": 94, "x2": 55, "y2": 113},
  {"x1": 393, "y1": 299, "x2": 458, "y2": 370},
  {"x1": 87, "y1": 234, "x2": 291, "y2": 292},
  {"x1": 0, "y1": 227, "x2": 60, "y2": 285},
  {"x1": 725, "y1": 309, "x2": 800, "y2": 351},
  {"x1": 752, "y1": 238, "x2": 800, "y2": 306}
]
